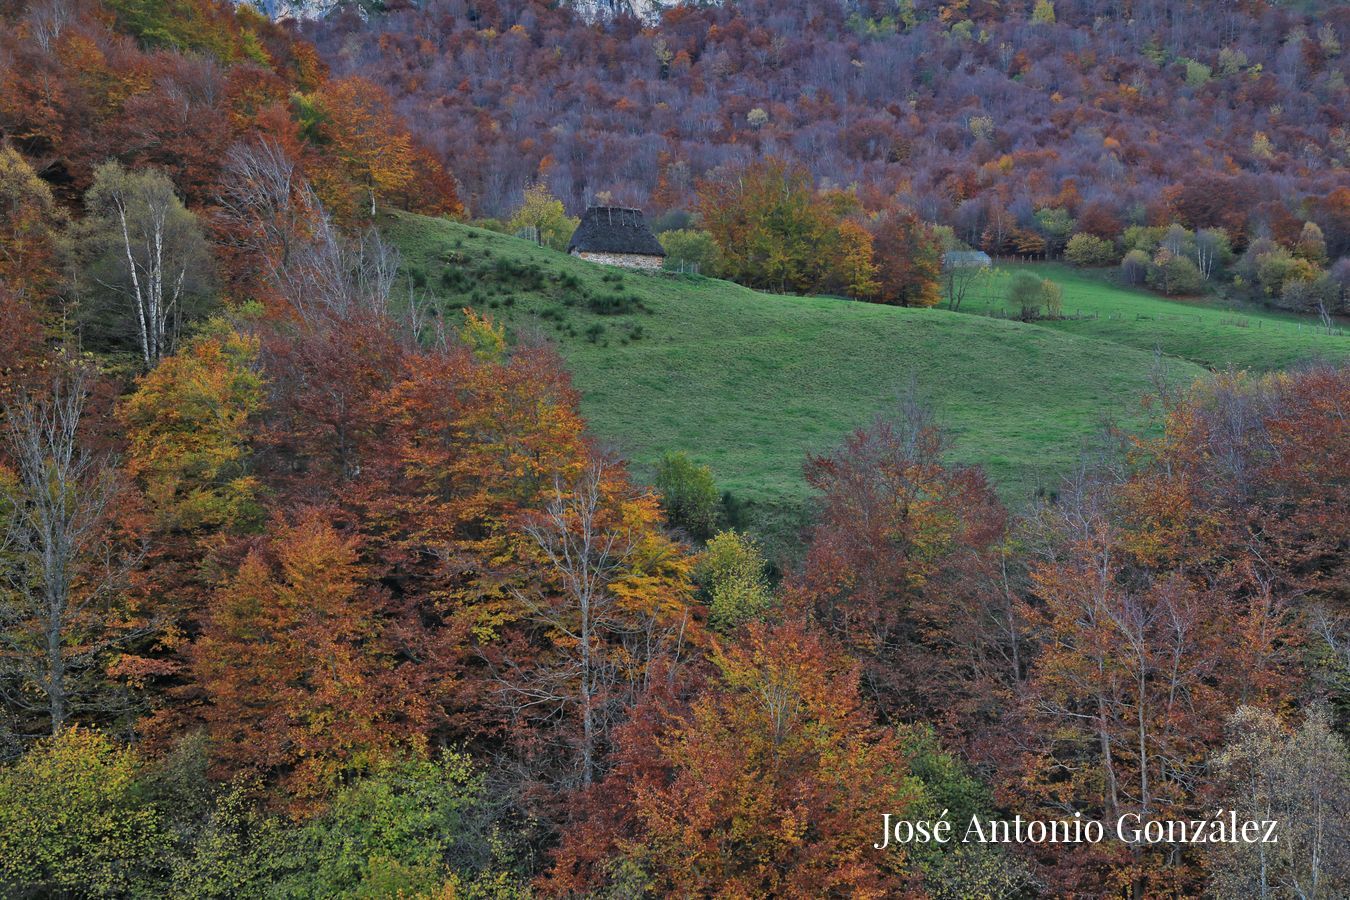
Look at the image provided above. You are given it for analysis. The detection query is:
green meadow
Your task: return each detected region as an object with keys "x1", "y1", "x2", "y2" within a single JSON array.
[
  {"x1": 969, "y1": 263, "x2": 1347, "y2": 372},
  {"x1": 387, "y1": 212, "x2": 1344, "y2": 537}
]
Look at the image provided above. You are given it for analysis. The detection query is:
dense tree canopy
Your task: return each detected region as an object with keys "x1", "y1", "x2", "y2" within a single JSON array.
[
  {"x1": 310, "y1": 0, "x2": 1349, "y2": 264},
  {"x1": 0, "y1": 0, "x2": 1347, "y2": 897}
]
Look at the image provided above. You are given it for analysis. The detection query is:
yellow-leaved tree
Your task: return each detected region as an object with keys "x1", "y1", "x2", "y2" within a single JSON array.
[
  {"x1": 119, "y1": 317, "x2": 266, "y2": 534},
  {"x1": 314, "y1": 76, "x2": 416, "y2": 217},
  {"x1": 508, "y1": 182, "x2": 578, "y2": 251}
]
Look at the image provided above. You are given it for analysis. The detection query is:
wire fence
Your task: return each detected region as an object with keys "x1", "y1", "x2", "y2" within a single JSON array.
[{"x1": 665, "y1": 259, "x2": 702, "y2": 275}]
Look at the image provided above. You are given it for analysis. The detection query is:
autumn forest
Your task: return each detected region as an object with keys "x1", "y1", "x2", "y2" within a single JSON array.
[{"x1": 0, "y1": 0, "x2": 1348, "y2": 898}]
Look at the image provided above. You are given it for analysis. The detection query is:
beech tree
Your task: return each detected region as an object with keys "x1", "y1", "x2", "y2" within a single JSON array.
[
  {"x1": 658, "y1": 228, "x2": 720, "y2": 275},
  {"x1": 1065, "y1": 233, "x2": 1118, "y2": 267},
  {"x1": 0, "y1": 356, "x2": 145, "y2": 738},
  {"x1": 193, "y1": 512, "x2": 424, "y2": 809},
  {"x1": 216, "y1": 138, "x2": 311, "y2": 299},
  {"x1": 277, "y1": 752, "x2": 499, "y2": 898},
  {"x1": 312, "y1": 76, "x2": 415, "y2": 218},
  {"x1": 1006, "y1": 272, "x2": 1039, "y2": 317},
  {"x1": 698, "y1": 530, "x2": 773, "y2": 633},
  {"x1": 653, "y1": 450, "x2": 720, "y2": 539},
  {"x1": 0, "y1": 146, "x2": 65, "y2": 298},
  {"x1": 116, "y1": 320, "x2": 268, "y2": 737},
  {"x1": 220, "y1": 140, "x2": 403, "y2": 327},
  {"x1": 0, "y1": 727, "x2": 166, "y2": 896},
  {"x1": 1017, "y1": 475, "x2": 1234, "y2": 897},
  {"x1": 1007, "y1": 367, "x2": 1341, "y2": 897},
  {"x1": 499, "y1": 458, "x2": 695, "y2": 790},
  {"x1": 0, "y1": 293, "x2": 46, "y2": 402},
  {"x1": 832, "y1": 219, "x2": 881, "y2": 300},
  {"x1": 553, "y1": 619, "x2": 917, "y2": 897},
  {"x1": 1209, "y1": 707, "x2": 1350, "y2": 900},
  {"x1": 796, "y1": 391, "x2": 1011, "y2": 725},
  {"x1": 119, "y1": 320, "x2": 265, "y2": 535},
  {"x1": 1294, "y1": 221, "x2": 1328, "y2": 265},
  {"x1": 697, "y1": 159, "x2": 836, "y2": 293},
  {"x1": 507, "y1": 182, "x2": 578, "y2": 252},
  {"x1": 1146, "y1": 248, "x2": 1204, "y2": 296},
  {"x1": 869, "y1": 208, "x2": 942, "y2": 307},
  {"x1": 942, "y1": 257, "x2": 990, "y2": 312}
]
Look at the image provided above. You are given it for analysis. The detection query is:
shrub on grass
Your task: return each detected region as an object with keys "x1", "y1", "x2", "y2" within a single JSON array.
[
  {"x1": 470, "y1": 218, "x2": 510, "y2": 234},
  {"x1": 440, "y1": 268, "x2": 469, "y2": 291},
  {"x1": 1278, "y1": 275, "x2": 1337, "y2": 313},
  {"x1": 1041, "y1": 279, "x2": 1063, "y2": 317},
  {"x1": 654, "y1": 452, "x2": 721, "y2": 540},
  {"x1": 588, "y1": 293, "x2": 646, "y2": 315},
  {"x1": 1008, "y1": 273, "x2": 1064, "y2": 319},
  {"x1": 1008, "y1": 272, "x2": 1042, "y2": 319}
]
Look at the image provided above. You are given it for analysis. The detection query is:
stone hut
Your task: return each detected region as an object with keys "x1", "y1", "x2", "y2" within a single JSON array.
[{"x1": 567, "y1": 207, "x2": 667, "y2": 270}]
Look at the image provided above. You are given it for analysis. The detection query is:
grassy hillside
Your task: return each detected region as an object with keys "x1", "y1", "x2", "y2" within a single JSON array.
[
  {"x1": 387, "y1": 212, "x2": 1235, "y2": 537},
  {"x1": 967, "y1": 264, "x2": 1348, "y2": 372}
]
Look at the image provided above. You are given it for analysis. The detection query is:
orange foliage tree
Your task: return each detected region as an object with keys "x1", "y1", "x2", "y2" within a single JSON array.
[
  {"x1": 493, "y1": 457, "x2": 698, "y2": 793},
  {"x1": 696, "y1": 158, "x2": 837, "y2": 293},
  {"x1": 312, "y1": 76, "x2": 415, "y2": 217},
  {"x1": 0, "y1": 292, "x2": 46, "y2": 400},
  {"x1": 192, "y1": 511, "x2": 428, "y2": 811},
  {"x1": 794, "y1": 395, "x2": 1012, "y2": 731},
  {"x1": 230, "y1": 309, "x2": 699, "y2": 817},
  {"x1": 832, "y1": 219, "x2": 881, "y2": 300},
  {"x1": 1014, "y1": 484, "x2": 1245, "y2": 897},
  {"x1": 549, "y1": 618, "x2": 917, "y2": 897},
  {"x1": 120, "y1": 320, "x2": 265, "y2": 536},
  {"x1": 1006, "y1": 367, "x2": 1345, "y2": 896},
  {"x1": 868, "y1": 207, "x2": 942, "y2": 307},
  {"x1": 0, "y1": 146, "x2": 66, "y2": 298},
  {"x1": 115, "y1": 319, "x2": 267, "y2": 739}
]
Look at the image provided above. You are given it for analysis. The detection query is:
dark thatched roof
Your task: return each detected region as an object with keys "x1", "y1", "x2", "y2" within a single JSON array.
[{"x1": 568, "y1": 207, "x2": 667, "y2": 257}]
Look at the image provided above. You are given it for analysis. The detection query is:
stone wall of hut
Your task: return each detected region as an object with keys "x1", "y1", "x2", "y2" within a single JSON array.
[{"x1": 572, "y1": 251, "x2": 664, "y2": 271}]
